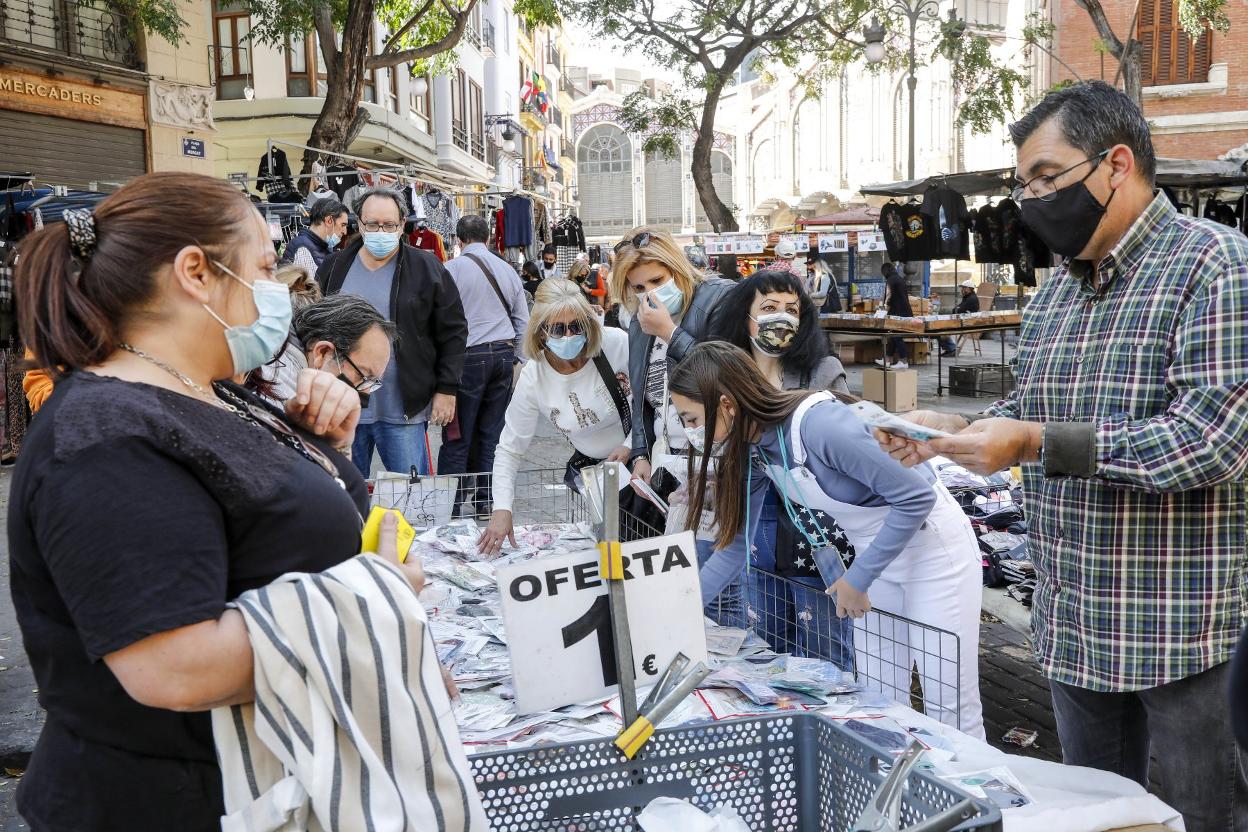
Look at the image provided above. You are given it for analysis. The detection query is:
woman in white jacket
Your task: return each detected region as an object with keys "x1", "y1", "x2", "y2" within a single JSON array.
[{"x1": 479, "y1": 278, "x2": 632, "y2": 554}]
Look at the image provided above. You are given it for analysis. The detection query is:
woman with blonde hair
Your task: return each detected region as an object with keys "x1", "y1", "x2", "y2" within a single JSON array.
[
  {"x1": 609, "y1": 227, "x2": 733, "y2": 486},
  {"x1": 478, "y1": 277, "x2": 632, "y2": 554}
]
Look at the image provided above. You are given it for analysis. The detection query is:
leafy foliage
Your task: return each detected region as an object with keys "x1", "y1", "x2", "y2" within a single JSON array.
[
  {"x1": 1177, "y1": 0, "x2": 1229, "y2": 37},
  {"x1": 936, "y1": 20, "x2": 1028, "y2": 132},
  {"x1": 104, "y1": 0, "x2": 188, "y2": 45},
  {"x1": 618, "y1": 90, "x2": 696, "y2": 159}
]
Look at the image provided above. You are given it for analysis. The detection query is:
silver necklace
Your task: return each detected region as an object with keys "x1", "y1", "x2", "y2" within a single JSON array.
[
  {"x1": 118, "y1": 343, "x2": 347, "y2": 490},
  {"x1": 119, "y1": 343, "x2": 237, "y2": 412}
]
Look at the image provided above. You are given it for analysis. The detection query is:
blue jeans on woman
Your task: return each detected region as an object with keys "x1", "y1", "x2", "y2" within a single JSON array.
[
  {"x1": 746, "y1": 489, "x2": 855, "y2": 671},
  {"x1": 696, "y1": 538, "x2": 746, "y2": 629}
]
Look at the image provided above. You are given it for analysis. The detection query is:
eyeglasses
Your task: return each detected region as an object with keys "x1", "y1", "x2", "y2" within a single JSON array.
[
  {"x1": 1011, "y1": 150, "x2": 1109, "y2": 203},
  {"x1": 613, "y1": 232, "x2": 653, "y2": 255},
  {"x1": 361, "y1": 221, "x2": 402, "y2": 233},
  {"x1": 542, "y1": 319, "x2": 586, "y2": 338},
  {"x1": 337, "y1": 352, "x2": 383, "y2": 394}
]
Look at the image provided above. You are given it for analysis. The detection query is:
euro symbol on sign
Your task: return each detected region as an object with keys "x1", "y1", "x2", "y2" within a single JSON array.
[{"x1": 642, "y1": 654, "x2": 657, "y2": 675}]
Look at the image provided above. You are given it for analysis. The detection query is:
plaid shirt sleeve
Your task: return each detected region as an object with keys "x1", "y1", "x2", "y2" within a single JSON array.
[{"x1": 1045, "y1": 246, "x2": 1248, "y2": 491}]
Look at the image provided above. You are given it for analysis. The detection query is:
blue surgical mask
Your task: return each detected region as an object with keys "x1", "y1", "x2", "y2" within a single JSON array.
[
  {"x1": 324, "y1": 232, "x2": 341, "y2": 249},
  {"x1": 204, "y1": 260, "x2": 293, "y2": 375},
  {"x1": 648, "y1": 278, "x2": 685, "y2": 317},
  {"x1": 546, "y1": 333, "x2": 587, "y2": 360},
  {"x1": 363, "y1": 231, "x2": 401, "y2": 258}
]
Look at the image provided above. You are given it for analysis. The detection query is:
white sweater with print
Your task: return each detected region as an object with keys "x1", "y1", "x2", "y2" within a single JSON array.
[{"x1": 492, "y1": 328, "x2": 630, "y2": 512}]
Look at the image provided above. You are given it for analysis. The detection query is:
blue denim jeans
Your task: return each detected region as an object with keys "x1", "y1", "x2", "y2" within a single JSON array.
[
  {"x1": 350, "y1": 421, "x2": 429, "y2": 479},
  {"x1": 747, "y1": 490, "x2": 855, "y2": 671},
  {"x1": 437, "y1": 342, "x2": 515, "y2": 516},
  {"x1": 1050, "y1": 662, "x2": 1248, "y2": 832}
]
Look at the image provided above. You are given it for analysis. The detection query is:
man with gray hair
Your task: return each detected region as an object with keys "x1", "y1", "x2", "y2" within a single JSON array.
[
  {"x1": 880, "y1": 81, "x2": 1248, "y2": 829},
  {"x1": 294, "y1": 294, "x2": 397, "y2": 408},
  {"x1": 438, "y1": 213, "x2": 528, "y2": 516},
  {"x1": 318, "y1": 187, "x2": 468, "y2": 478}
]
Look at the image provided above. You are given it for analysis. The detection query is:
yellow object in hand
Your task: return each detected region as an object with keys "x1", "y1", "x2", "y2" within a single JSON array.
[{"x1": 360, "y1": 507, "x2": 415, "y2": 563}]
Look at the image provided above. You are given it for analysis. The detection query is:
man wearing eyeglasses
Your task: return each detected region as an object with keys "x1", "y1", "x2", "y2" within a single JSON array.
[
  {"x1": 318, "y1": 188, "x2": 468, "y2": 479},
  {"x1": 878, "y1": 81, "x2": 1248, "y2": 830},
  {"x1": 293, "y1": 294, "x2": 395, "y2": 409}
]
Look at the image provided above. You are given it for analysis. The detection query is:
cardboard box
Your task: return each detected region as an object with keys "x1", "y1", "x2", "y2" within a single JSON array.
[
  {"x1": 909, "y1": 340, "x2": 931, "y2": 366},
  {"x1": 853, "y1": 341, "x2": 886, "y2": 365},
  {"x1": 862, "y1": 368, "x2": 918, "y2": 412}
]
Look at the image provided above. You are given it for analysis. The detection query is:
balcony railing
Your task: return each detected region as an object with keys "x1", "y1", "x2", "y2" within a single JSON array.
[
  {"x1": 453, "y1": 120, "x2": 469, "y2": 153},
  {"x1": 547, "y1": 47, "x2": 560, "y2": 69},
  {"x1": 561, "y1": 138, "x2": 574, "y2": 159},
  {"x1": 465, "y1": 22, "x2": 482, "y2": 50},
  {"x1": 0, "y1": 0, "x2": 141, "y2": 68},
  {"x1": 548, "y1": 105, "x2": 563, "y2": 128},
  {"x1": 471, "y1": 130, "x2": 486, "y2": 162},
  {"x1": 521, "y1": 100, "x2": 547, "y2": 121},
  {"x1": 482, "y1": 19, "x2": 495, "y2": 54}
]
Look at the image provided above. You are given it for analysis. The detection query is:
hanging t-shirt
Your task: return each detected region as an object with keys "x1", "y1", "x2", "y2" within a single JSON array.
[
  {"x1": 502, "y1": 195, "x2": 534, "y2": 248},
  {"x1": 919, "y1": 185, "x2": 971, "y2": 259},
  {"x1": 879, "y1": 202, "x2": 933, "y2": 261}
]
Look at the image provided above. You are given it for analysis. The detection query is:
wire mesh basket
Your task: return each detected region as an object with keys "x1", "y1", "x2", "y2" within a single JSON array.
[
  {"x1": 470, "y1": 711, "x2": 1002, "y2": 831},
  {"x1": 373, "y1": 470, "x2": 964, "y2": 727}
]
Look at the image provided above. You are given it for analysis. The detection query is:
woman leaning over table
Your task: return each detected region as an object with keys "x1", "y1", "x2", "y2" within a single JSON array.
[
  {"x1": 478, "y1": 278, "x2": 632, "y2": 554},
  {"x1": 6, "y1": 172, "x2": 425, "y2": 831}
]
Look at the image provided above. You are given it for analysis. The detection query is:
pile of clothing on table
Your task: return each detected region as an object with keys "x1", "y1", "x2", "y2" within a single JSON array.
[
  {"x1": 408, "y1": 518, "x2": 882, "y2": 753},
  {"x1": 935, "y1": 461, "x2": 1036, "y2": 607}
]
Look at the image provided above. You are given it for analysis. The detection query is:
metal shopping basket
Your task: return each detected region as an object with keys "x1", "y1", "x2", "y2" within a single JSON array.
[
  {"x1": 372, "y1": 469, "x2": 963, "y2": 727},
  {"x1": 470, "y1": 711, "x2": 1002, "y2": 831}
]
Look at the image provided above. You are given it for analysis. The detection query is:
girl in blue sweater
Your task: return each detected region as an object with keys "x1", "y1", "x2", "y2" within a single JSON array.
[{"x1": 669, "y1": 342, "x2": 985, "y2": 738}]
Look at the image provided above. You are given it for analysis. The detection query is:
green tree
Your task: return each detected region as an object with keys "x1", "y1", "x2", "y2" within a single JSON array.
[
  {"x1": 574, "y1": 0, "x2": 1036, "y2": 232},
  {"x1": 1070, "y1": 0, "x2": 1227, "y2": 103},
  {"x1": 241, "y1": 0, "x2": 560, "y2": 180}
]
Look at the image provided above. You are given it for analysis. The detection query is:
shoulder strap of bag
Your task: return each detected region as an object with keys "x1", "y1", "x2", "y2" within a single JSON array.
[
  {"x1": 789, "y1": 391, "x2": 834, "y2": 467},
  {"x1": 462, "y1": 252, "x2": 512, "y2": 317},
  {"x1": 592, "y1": 352, "x2": 632, "y2": 435}
]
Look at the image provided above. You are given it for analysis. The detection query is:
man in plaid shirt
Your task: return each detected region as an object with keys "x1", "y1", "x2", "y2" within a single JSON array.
[{"x1": 881, "y1": 81, "x2": 1248, "y2": 830}]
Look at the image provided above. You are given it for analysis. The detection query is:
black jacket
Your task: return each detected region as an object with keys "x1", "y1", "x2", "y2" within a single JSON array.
[
  {"x1": 318, "y1": 239, "x2": 467, "y2": 418},
  {"x1": 953, "y1": 291, "x2": 981, "y2": 315},
  {"x1": 281, "y1": 228, "x2": 332, "y2": 270}
]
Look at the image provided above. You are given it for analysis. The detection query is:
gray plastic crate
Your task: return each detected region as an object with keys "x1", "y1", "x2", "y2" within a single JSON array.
[{"x1": 470, "y1": 711, "x2": 1003, "y2": 831}]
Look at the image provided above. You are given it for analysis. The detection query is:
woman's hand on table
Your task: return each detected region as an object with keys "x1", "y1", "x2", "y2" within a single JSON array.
[
  {"x1": 478, "y1": 510, "x2": 516, "y2": 558},
  {"x1": 286, "y1": 369, "x2": 360, "y2": 448}
]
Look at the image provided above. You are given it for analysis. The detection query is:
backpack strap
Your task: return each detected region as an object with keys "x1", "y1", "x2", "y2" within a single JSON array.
[{"x1": 788, "y1": 391, "x2": 834, "y2": 467}]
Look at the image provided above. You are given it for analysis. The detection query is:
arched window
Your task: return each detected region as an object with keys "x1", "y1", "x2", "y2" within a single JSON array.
[
  {"x1": 793, "y1": 97, "x2": 822, "y2": 195},
  {"x1": 644, "y1": 150, "x2": 683, "y2": 231},
  {"x1": 577, "y1": 124, "x2": 634, "y2": 238},
  {"x1": 752, "y1": 137, "x2": 774, "y2": 208},
  {"x1": 695, "y1": 152, "x2": 735, "y2": 232}
]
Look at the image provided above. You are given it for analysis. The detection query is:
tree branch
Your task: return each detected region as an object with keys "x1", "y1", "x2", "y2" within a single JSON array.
[
  {"x1": 368, "y1": 0, "x2": 479, "y2": 68},
  {"x1": 313, "y1": 3, "x2": 339, "y2": 76},
  {"x1": 1072, "y1": 0, "x2": 1124, "y2": 57},
  {"x1": 382, "y1": 0, "x2": 438, "y2": 55}
]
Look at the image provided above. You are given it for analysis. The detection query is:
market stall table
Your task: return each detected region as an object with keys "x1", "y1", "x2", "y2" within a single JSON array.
[{"x1": 820, "y1": 313, "x2": 1022, "y2": 397}]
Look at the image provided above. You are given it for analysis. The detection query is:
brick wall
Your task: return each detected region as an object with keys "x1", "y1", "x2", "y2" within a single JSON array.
[{"x1": 1053, "y1": 0, "x2": 1248, "y2": 159}]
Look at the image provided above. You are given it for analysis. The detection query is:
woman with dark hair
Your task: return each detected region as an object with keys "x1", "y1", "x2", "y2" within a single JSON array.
[
  {"x1": 669, "y1": 341, "x2": 985, "y2": 739},
  {"x1": 521, "y1": 260, "x2": 543, "y2": 298},
  {"x1": 707, "y1": 269, "x2": 850, "y2": 657},
  {"x1": 6, "y1": 172, "x2": 431, "y2": 829},
  {"x1": 710, "y1": 270, "x2": 847, "y2": 393}
]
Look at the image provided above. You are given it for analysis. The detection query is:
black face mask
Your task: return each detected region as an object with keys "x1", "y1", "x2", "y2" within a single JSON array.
[
  {"x1": 339, "y1": 374, "x2": 370, "y2": 408},
  {"x1": 1020, "y1": 167, "x2": 1116, "y2": 259}
]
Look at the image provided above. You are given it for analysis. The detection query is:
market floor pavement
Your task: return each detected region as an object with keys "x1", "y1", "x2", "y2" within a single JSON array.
[{"x1": 2, "y1": 343, "x2": 1069, "y2": 827}]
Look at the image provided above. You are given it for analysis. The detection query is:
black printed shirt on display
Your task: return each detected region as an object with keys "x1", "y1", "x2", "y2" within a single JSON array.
[{"x1": 919, "y1": 185, "x2": 971, "y2": 259}]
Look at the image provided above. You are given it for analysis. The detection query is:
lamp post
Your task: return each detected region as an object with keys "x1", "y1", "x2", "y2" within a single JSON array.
[{"x1": 863, "y1": 4, "x2": 964, "y2": 181}]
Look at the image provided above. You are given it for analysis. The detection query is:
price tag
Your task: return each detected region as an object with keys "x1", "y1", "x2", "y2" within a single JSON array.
[
  {"x1": 268, "y1": 218, "x2": 283, "y2": 241},
  {"x1": 781, "y1": 233, "x2": 810, "y2": 252},
  {"x1": 498, "y1": 531, "x2": 708, "y2": 714},
  {"x1": 858, "y1": 231, "x2": 886, "y2": 252},
  {"x1": 734, "y1": 235, "x2": 766, "y2": 254},
  {"x1": 818, "y1": 233, "x2": 849, "y2": 253}
]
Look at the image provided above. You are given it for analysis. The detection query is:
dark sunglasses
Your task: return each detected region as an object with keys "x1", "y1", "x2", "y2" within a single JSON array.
[
  {"x1": 542, "y1": 320, "x2": 586, "y2": 338},
  {"x1": 613, "y1": 232, "x2": 653, "y2": 255}
]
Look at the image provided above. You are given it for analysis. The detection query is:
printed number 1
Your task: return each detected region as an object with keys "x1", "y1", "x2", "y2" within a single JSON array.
[{"x1": 561, "y1": 595, "x2": 616, "y2": 686}]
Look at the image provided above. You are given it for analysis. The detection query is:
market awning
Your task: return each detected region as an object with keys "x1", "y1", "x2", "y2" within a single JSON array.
[
  {"x1": 799, "y1": 205, "x2": 880, "y2": 226},
  {"x1": 858, "y1": 158, "x2": 1248, "y2": 198}
]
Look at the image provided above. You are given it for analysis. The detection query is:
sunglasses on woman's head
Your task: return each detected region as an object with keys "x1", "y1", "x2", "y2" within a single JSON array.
[
  {"x1": 542, "y1": 320, "x2": 586, "y2": 338},
  {"x1": 613, "y1": 232, "x2": 652, "y2": 255}
]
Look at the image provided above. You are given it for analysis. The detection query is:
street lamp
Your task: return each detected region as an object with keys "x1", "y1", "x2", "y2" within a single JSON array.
[{"x1": 863, "y1": 0, "x2": 959, "y2": 180}]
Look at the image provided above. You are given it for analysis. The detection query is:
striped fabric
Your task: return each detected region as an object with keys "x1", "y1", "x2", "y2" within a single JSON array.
[
  {"x1": 986, "y1": 191, "x2": 1248, "y2": 692},
  {"x1": 213, "y1": 555, "x2": 488, "y2": 832}
]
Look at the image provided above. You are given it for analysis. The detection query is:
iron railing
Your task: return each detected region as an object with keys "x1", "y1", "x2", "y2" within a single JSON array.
[
  {"x1": 0, "y1": 0, "x2": 140, "y2": 68},
  {"x1": 561, "y1": 138, "x2": 574, "y2": 159},
  {"x1": 453, "y1": 120, "x2": 469, "y2": 153},
  {"x1": 482, "y1": 19, "x2": 495, "y2": 53},
  {"x1": 548, "y1": 104, "x2": 563, "y2": 128}
]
